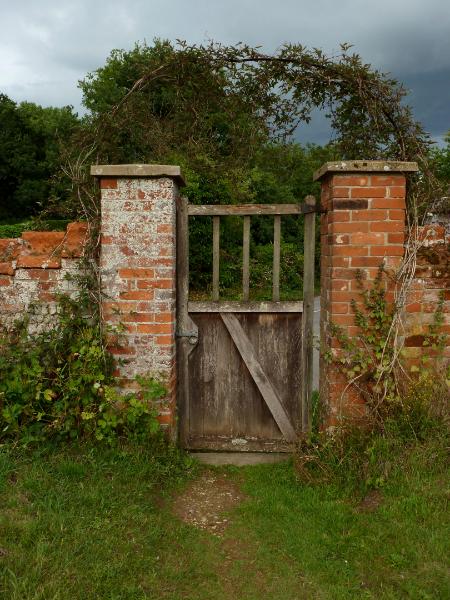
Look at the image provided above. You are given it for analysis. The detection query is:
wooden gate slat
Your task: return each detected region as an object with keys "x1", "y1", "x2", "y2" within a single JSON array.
[
  {"x1": 189, "y1": 300, "x2": 303, "y2": 313},
  {"x1": 220, "y1": 312, "x2": 297, "y2": 441},
  {"x1": 242, "y1": 216, "x2": 250, "y2": 301},
  {"x1": 212, "y1": 216, "x2": 220, "y2": 301},
  {"x1": 188, "y1": 203, "x2": 301, "y2": 216},
  {"x1": 273, "y1": 215, "x2": 281, "y2": 301}
]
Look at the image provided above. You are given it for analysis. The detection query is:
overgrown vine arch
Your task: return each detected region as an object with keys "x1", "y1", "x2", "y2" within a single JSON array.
[{"x1": 88, "y1": 41, "x2": 443, "y2": 216}]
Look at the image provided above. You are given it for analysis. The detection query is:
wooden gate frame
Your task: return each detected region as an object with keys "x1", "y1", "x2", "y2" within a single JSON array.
[{"x1": 176, "y1": 197, "x2": 317, "y2": 446}]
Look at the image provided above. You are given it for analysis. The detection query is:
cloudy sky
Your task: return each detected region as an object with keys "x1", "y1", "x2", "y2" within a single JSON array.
[{"x1": 1, "y1": 0, "x2": 449, "y2": 144}]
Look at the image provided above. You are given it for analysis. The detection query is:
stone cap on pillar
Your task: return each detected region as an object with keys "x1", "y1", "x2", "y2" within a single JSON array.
[
  {"x1": 313, "y1": 160, "x2": 419, "y2": 182},
  {"x1": 90, "y1": 164, "x2": 186, "y2": 187}
]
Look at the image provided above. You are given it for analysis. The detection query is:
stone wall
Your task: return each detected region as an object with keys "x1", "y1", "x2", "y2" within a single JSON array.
[
  {"x1": 0, "y1": 223, "x2": 88, "y2": 333},
  {"x1": 92, "y1": 165, "x2": 185, "y2": 430},
  {"x1": 316, "y1": 160, "x2": 449, "y2": 426},
  {"x1": 403, "y1": 224, "x2": 450, "y2": 366},
  {"x1": 1, "y1": 162, "x2": 447, "y2": 437}
]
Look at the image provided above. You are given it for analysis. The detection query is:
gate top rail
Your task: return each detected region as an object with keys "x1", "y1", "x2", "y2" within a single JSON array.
[
  {"x1": 187, "y1": 203, "x2": 302, "y2": 216},
  {"x1": 184, "y1": 196, "x2": 317, "y2": 303}
]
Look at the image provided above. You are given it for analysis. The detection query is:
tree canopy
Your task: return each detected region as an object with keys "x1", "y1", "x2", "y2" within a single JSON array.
[
  {"x1": 73, "y1": 40, "x2": 447, "y2": 219},
  {"x1": 2, "y1": 39, "x2": 448, "y2": 223},
  {"x1": 430, "y1": 131, "x2": 450, "y2": 188},
  {"x1": 0, "y1": 94, "x2": 79, "y2": 219}
]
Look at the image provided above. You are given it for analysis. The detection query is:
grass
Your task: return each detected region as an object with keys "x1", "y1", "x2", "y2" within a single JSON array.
[
  {"x1": 0, "y1": 437, "x2": 448, "y2": 599},
  {"x1": 236, "y1": 439, "x2": 449, "y2": 599}
]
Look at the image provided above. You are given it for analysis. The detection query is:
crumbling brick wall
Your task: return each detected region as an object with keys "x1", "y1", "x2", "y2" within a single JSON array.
[
  {"x1": 316, "y1": 161, "x2": 449, "y2": 426},
  {"x1": 403, "y1": 224, "x2": 450, "y2": 367},
  {"x1": 0, "y1": 222, "x2": 88, "y2": 333},
  {"x1": 1, "y1": 162, "x2": 447, "y2": 436},
  {"x1": 0, "y1": 165, "x2": 183, "y2": 434}
]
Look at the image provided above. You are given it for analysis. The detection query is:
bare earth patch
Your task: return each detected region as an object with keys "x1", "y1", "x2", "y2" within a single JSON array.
[
  {"x1": 356, "y1": 489, "x2": 384, "y2": 512},
  {"x1": 172, "y1": 470, "x2": 245, "y2": 536}
]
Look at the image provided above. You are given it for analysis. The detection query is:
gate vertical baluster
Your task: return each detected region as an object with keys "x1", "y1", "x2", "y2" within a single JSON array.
[
  {"x1": 273, "y1": 215, "x2": 281, "y2": 301},
  {"x1": 212, "y1": 216, "x2": 220, "y2": 301},
  {"x1": 300, "y1": 195, "x2": 316, "y2": 433},
  {"x1": 243, "y1": 216, "x2": 250, "y2": 301}
]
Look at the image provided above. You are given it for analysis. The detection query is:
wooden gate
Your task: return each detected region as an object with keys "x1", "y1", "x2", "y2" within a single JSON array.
[{"x1": 177, "y1": 198, "x2": 316, "y2": 451}]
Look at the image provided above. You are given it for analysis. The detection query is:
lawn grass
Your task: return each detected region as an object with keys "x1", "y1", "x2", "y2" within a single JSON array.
[
  {"x1": 234, "y1": 438, "x2": 449, "y2": 599},
  {"x1": 0, "y1": 438, "x2": 448, "y2": 599}
]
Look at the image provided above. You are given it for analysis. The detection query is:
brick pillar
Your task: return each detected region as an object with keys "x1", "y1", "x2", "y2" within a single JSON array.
[
  {"x1": 314, "y1": 160, "x2": 418, "y2": 426},
  {"x1": 91, "y1": 164, "x2": 185, "y2": 431}
]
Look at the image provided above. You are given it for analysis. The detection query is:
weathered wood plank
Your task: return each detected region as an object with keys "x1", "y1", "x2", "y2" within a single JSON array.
[
  {"x1": 188, "y1": 203, "x2": 301, "y2": 216},
  {"x1": 188, "y1": 301, "x2": 303, "y2": 313},
  {"x1": 176, "y1": 196, "x2": 198, "y2": 445},
  {"x1": 273, "y1": 215, "x2": 281, "y2": 301},
  {"x1": 187, "y1": 435, "x2": 293, "y2": 453},
  {"x1": 300, "y1": 195, "x2": 316, "y2": 432},
  {"x1": 212, "y1": 216, "x2": 220, "y2": 301},
  {"x1": 220, "y1": 313, "x2": 297, "y2": 441},
  {"x1": 242, "y1": 216, "x2": 250, "y2": 301},
  {"x1": 186, "y1": 312, "x2": 301, "y2": 448}
]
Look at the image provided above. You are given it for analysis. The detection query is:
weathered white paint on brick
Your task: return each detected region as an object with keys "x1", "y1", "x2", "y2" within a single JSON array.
[
  {"x1": 99, "y1": 175, "x2": 179, "y2": 395},
  {"x1": 0, "y1": 258, "x2": 83, "y2": 332}
]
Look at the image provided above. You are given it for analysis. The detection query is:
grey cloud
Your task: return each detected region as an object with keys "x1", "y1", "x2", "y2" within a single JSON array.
[{"x1": 0, "y1": 0, "x2": 448, "y2": 141}]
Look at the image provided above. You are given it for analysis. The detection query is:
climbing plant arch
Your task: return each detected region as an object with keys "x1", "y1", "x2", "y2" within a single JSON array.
[{"x1": 80, "y1": 40, "x2": 443, "y2": 215}]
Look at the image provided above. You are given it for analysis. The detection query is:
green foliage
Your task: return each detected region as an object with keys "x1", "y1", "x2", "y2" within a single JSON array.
[
  {"x1": 0, "y1": 218, "x2": 70, "y2": 238},
  {"x1": 328, "y1": 266, "x2": 399, "y2": 412},
  {"x1": 79, "y1": 40, "x2": 431, "y2": 166},
  {"x1": 297, "y1": 267, "x2": 449, "y2": 494},
  {"x1": 0, "y1": 222, "x2": 31, "y2": 238},
  {"x1": 0, "y1": 94, "x2": 79, "y2": 219},
  {"x1": 249, "y1": 241, "x2": 305, "y2": 300},
  {"x1": 3, "y1": 39, "x2": 444, "y2": 225},
  {"x1": 429, "y1": 130, "x2": 450, "y2": 188},
  {"x1": 74, "y1": 39, "x2": 443, "y2": 219},
  {"x1": 184, "y1": 142, "x2": 331, "y2": 299},
  {"x1": 0, "y1": 296, "x2": 164, "y2": 445},
  {"x1": 79, "y1": 40, "x2": 271, "y2": 169},
  {"x1": 296, "y1": 396, "x2": 448, "y2": 495},
  {"x1": 326, "y1": 267, "x2": 448, "y2": 420}
]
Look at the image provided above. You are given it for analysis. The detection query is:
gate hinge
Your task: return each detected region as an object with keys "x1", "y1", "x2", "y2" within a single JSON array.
[{"x1": 176, "y1": 330, "x2": 199, "y2": 344}]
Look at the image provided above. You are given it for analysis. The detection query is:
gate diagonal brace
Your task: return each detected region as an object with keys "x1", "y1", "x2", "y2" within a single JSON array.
[{"x1": 220, "y1": 312, "x2": 297, "y2": 442}]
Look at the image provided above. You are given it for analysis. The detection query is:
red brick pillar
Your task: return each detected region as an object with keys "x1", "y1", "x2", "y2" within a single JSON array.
[
  {"x1": 91, "y1": 164, "x2": 185, "y2": 431},
  {"x1": 314, "y1": 160, "x2": 418, "y2": 426}
]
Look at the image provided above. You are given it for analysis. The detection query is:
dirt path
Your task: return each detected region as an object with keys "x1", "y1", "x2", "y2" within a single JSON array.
[
  {"x1": 171, "y1": 468, "x2": 314, "y2": 599},
  {"x1": 172, "y1": 470, "x2": 245, "y2": 537},
  {"x1": 172, "y1": 469, "x2": 272, "y2": 597}
]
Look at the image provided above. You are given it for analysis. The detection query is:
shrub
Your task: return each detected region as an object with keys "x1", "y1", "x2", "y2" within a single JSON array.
[
  {"x1": 0, "y1": 222, "x2": 31, "y2": 238},
  {"x1": 296, "y1": 267, "x2": 449, "y2": 495},
  {"x1": 0, "y1": 219, "x2": 70, "y2": 238},
  {"x1": 0, "y1": 296, "x2": 164, "y2": 445},
  {"x1": 296, "y1": 374, "x2": 449, "y2": 495}
]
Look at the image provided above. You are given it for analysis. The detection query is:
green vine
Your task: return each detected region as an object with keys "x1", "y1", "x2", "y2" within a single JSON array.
[
  {"x1": 297, "y1": 268, "x2": 448, "y2": 493},
  {"x1": 0, "y1": 295, "x2": 164, "y2": 446},
  {"x1": 326, "y1": 265, "x2": 449, "y2": 426}
]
